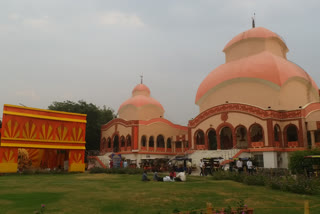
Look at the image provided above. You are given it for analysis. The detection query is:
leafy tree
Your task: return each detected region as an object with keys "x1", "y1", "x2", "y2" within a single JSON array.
[{"x1": 48, "y1": 100, "x2": 115, "y2": 150}]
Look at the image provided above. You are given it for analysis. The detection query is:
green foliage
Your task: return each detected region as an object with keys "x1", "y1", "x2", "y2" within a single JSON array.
[
  {"x1": 288, "y1": 149, "x2": 320, "y2": 174},
  {"x1": 89, "y1": 167, "x2": 144, "y2": 174},
  {"x1": 212, "y1": 170, "x2": 320, "y2": 195},
  {"x1": 48, "y1": 100, "x2": 115, "y2": 150}
]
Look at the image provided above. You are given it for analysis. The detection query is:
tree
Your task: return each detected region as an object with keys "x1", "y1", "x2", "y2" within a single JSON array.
[{"x1": 48, "y1": 100, "x2": 115, "y2": 150}]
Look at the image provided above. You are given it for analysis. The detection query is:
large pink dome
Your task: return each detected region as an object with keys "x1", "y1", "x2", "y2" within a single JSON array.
[{"x1": 195, "y1": 51, "x2": 318, "y2": 103}]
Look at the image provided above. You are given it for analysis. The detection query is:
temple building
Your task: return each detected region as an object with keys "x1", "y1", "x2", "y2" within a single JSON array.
[
  {"x1": 100, "y1": 26, "x2": 320, "y2": 169},
  {"x1": 100, "y1": 82, "x2": 188, "y2": 165}
]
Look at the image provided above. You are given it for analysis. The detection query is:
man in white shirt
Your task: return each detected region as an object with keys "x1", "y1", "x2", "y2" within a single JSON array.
[
  {"x1": 199, "y1": 159, "x2": 205, "y2": 176},
  {"x1": 236, "y1": 158, "x2": 243, "y2": 173},
  {"x1": 247, "y1": 158, "x2": 253, "y2": 174}
]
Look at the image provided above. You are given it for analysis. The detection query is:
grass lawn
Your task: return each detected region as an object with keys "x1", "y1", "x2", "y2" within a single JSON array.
[{"x1": 0, "y1": 173, "x2": 319, "y2": 214}]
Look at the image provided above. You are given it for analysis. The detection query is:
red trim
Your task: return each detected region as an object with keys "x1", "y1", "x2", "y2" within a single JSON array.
[
  {"x1": 189, "y1": 103, "x2": 303, "y2": 128},
  {"x1": 298, "y1": 119, "x2": 304, "y2": 147}
]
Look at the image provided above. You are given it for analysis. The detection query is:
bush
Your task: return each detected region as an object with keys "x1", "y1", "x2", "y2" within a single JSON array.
[
  {"x1": 212, "y1": 170, "x2": 320, "y2": 195},
  {"x1": 289, "y1": 149, "x2": 320, "y2": 174}
]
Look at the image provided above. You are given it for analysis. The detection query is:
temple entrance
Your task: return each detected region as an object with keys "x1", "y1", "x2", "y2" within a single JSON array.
[
  {"x1": 208, "y1": 130, "x2": 217, "y2": 150},
  {"x1": 220, "y1": 127, "x2": 233, "y2": 150},
  {"x1": 113, "y1": 135, "x2": 119, "y2": 152},
  {"x1": 235, "y1": 126, "x2": 248, "y2": 149}
]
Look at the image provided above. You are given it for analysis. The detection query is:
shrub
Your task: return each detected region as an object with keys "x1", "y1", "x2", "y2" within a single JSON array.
[
  {"x1": 212, "y1": 170, "x2": 320, "y2": 195},
  {"x1": 289, "y1": 149, "x2": 320, "y2": 174}
]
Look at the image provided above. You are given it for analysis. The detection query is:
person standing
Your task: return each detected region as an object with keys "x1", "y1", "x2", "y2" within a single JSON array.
[
  {"x1": 236, "y1": 158, "x2": 243, "y2": 173},
  {"x1": 199, "y1": 159, "x2": 205, "y2": 176},
  {"x1": 187, "y1": 160, "x2": 192, "y2": 175},
  {"x1": 247, "y1": 158, "x2": 253, "y2": 174}
]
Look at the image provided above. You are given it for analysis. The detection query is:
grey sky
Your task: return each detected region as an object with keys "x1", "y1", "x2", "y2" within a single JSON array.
[{"x1": 0, "y1": 0, "x2": 319, "y2": 125}]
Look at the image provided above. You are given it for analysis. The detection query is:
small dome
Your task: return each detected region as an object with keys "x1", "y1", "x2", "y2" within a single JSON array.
[
  {"x1": 223, "y1": 27, "x2": 287, "y2": 51},
  {"x1": 132, "y1": 84, "x2": 151, "y2": 96},
  {"x1": 118, "y1": 95, "x2": 164, "y2": 112},
  {"x1": 118, "y1": 83, "x2": 164, "y2": 120}
]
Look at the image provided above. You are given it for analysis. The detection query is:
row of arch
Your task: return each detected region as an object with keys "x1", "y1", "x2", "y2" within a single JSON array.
[
  {"x1": 194, "y1": 123, "x2": 299, "y2": 150},
  {"x1": 101, "y1": 135, "x2": 132, "y2": 153}
]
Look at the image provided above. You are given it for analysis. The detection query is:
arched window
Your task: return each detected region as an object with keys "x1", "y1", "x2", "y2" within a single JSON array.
[
  {"x1": 287, "y1": 125, "x2": 298, "y2": 142},
  {"x1": 220, "y1": 127, "x2": 233, "y2": 150},
  {"x1": 141, "y1": 136, "x2": 147, "y2": 147},
  {"x1": 113, "y1": 135, "x2": 119, "y2": 152},
  {"x1": 167, "y1": 138, "x2": 172, "y2": 148},
  {"x1": 149, "y1": 136, "x2": 154, "y2": 147},
  {"x1": 250, "y1": 124, "x2": 263, "y2": 142},
  {"x1": 195, "y1": 130, "x2": 205, "y2": 145},
  {"x1": 126, "y1": 135, "x2": 131, "y2": 147},
  {"x1": 207, "y1": 129, "x2": 217, "y2": 150},
  {"x1": 120, "y1": 136, "x2": 125, "y2": 147},
  {"x1": 107, "y1": 138, "x2": 111, "y2": 148},
  {"x1": 176, "y1": 141, "x2": 182, "y2": 148},
  {"x1": 157, "y1": 135, "x2": 165, "y2": 148},
  {"x1": 235, "y1": 126, "x2": 248, "y2": 149}
]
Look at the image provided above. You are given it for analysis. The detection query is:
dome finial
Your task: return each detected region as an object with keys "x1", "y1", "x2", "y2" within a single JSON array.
[
  {"x1": 252, "y1": 13, "x2": 256, "y2": 28},
  {"x1": 140, "y1": 73, "x2": 143, "y2": 84}
]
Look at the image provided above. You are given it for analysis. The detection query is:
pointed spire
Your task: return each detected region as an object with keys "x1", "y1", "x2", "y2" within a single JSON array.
[
  {"x1": 252, "y1": 13, "x2": 256, "y2": 28},
  {"x1": 140, "y1": 73, "x2": 143, "y2": 84}
]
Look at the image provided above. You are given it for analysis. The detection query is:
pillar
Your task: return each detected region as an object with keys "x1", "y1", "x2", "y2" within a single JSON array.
[
  {"x1": 310, "y1": 131, "x2": 316, "y2": 149},
  {"x1": 0, "y1": 147, "x2": 18, "y2": 173},
  {"x1": 165, "y1": 139, "x2": 167, "y2": 152},
  {"x1": 68, "y1": 150, "x2": 85, "y2": 172}
]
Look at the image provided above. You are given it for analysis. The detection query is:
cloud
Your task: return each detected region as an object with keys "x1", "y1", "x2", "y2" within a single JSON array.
[
  {"x1": 8, "y1": 13, "x2": 20, "y2": 21},
  {"x1": 98, "y1": 11, "x2": 145, "y2": 27},
  {"x1": 23, "y1": 16, "x2": 49, "y2": 29},
  {"x1": 15, "y1": 89, "x2": 40, "y2": 101}
]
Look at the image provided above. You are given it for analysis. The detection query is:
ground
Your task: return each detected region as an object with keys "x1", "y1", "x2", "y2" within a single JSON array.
[{"x1": 0, "y1": 173, "x2": 319, "y2": 214}]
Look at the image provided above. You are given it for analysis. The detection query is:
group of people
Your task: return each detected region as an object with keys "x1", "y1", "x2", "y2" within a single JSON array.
[
  {"x1": 142, "y1": 170, "x2": 186, "y2": 182},
  {"x1": 235, "y1": 158, "x2": 254, "y2": 174}
]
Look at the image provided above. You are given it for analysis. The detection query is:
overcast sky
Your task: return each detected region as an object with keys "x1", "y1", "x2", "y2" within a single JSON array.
[{"x1": 0, "y1": 0, "x2": 320, "y2": 125}]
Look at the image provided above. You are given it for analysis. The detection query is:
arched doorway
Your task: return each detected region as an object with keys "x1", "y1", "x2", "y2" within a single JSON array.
[
  {"x1": 195, "y1": 130, "x2": 205, "y2": 149},
  {"x1": 157, "y1": 135, "x2": 165, "y2": 148},
  {"x1": 120, "y1": 136, "x2": 125, "y2": 148},
  {"x1": 220, "y1": 127, "x2": 233, "y2": 150},
  {"x1": 286, "y1": 124, "x2": 298, "y2": 147},
  {"x1": 141, "y1": 135, "x2": 147, "y2": 147},
  {"x1": 235, "y1": 126, "x2": 248, "y2": 149},
  {"x1": 149, "y1": 136, "x2": 154, "y2": 150},
  {"x1": 250, "y1": 124, "x2": 264, "y2": 147},
  {"x1": 113, "y1": 135, "x2": 119, "y2": 152},
  {"x1": 207, "y1": 130, "x2": 217, "y2": 150}
]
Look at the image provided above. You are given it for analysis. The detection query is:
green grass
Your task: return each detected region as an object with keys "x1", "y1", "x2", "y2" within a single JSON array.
[{"x1": 0, "y1": 173, "x2": 319, "y2": 214}]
